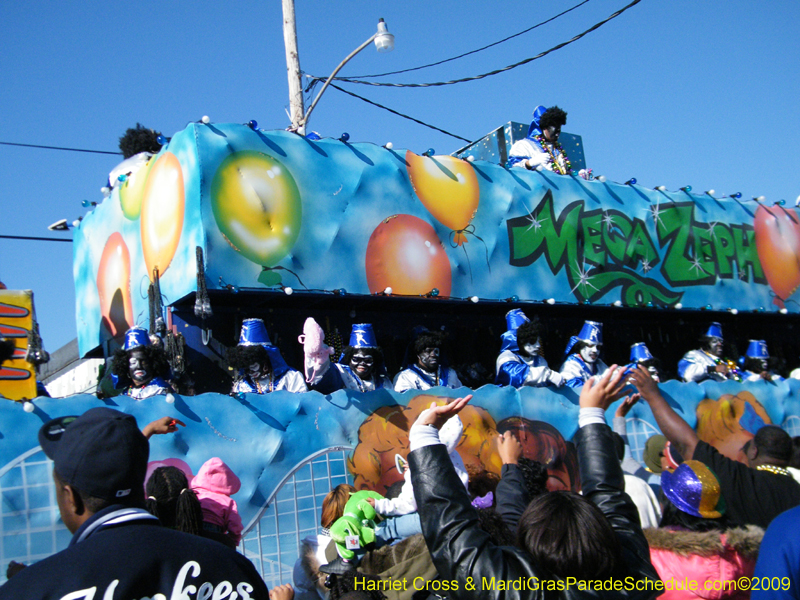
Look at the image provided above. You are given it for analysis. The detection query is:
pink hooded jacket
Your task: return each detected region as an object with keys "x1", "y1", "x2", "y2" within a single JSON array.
[{"x1": 191, "y1": 457, "x2": 243, "y2": 544}]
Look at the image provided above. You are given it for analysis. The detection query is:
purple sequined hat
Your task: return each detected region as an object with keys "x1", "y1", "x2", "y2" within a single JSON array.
[{"x1": 661, "y1": 460, "x2": 726, "y2": 519}]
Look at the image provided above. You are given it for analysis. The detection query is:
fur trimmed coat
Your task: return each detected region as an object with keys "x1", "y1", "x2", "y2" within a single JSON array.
[{"x1": 645, "y1": 526, "x2": 764, "y2": 600}]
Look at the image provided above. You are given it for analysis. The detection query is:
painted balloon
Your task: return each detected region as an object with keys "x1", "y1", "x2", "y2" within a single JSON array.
[
  {"x1": 210, "y1": 151, "x2": 302, "y2": 267},
  {"x1": 406, "y1": 151, "x2": 479, "y2": 246},
  {"x1": 119, "y1": 155, "x2": 155, "y2": 220},
  {"x1": 754, "y1": 205, "x2": 800, "y2": 307},
  {"x1": 365, "y1": 214, "x2": 452, "y2": 296},
  {"x1": 97, "y1": 232, "x2": 133, "y2": 338},
  {"x1": 140, "y1": 152, "x2": 185, "y2": 281}
]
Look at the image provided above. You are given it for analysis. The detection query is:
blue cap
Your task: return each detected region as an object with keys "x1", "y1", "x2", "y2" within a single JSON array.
[
  {"x1": 505, "y1": 309, "x2": 529, "y2": 332},
  {"x1": 350, "y1": 323, "x2": 378, "y2": 348},
  {"x1": 578, "y1": 321, "x2": 603, "y2": 346},
  {"x1": 706, "y1": 322, "x2": 723, "y2": 339},
  {"x1": 38, "y1": 408, "x2": 149, "y2": 502},
  {"x1": 239, "y1": 318, "x2": 273, "y2": 346},
  {"x1": 123, "y1": 327, "x2": 151, "y2": 351},
  {"x1": 745, "y1": 340, "x2": 769, "y2": 359},
  {"x1": 630, "y1": 342, "x2": 654, "y2": 363}
]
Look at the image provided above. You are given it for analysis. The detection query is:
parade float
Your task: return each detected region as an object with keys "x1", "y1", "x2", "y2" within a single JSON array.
[{"x1": 2, "y1": 119, "x2": 800, "y2": 587}]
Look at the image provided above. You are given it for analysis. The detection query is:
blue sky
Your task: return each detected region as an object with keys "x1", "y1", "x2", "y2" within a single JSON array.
[{"x1": 2, "y1": 0, "x2": 799, "y2": 353}]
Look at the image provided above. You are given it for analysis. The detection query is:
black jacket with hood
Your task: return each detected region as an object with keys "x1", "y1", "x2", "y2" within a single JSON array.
[{"x1": 409, "y1": 423, "x2": 662, "y2": 600}]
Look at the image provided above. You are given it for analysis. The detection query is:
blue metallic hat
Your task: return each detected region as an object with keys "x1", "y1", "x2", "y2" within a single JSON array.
[
  {"x1": 238, "y1": 318, "x2": 272, "y2": 347},
  {"x1": 577, "y1": 321, "x2": 603, "y2": 346},
  {"x1": 505, "y1": 309, "x2": 529, "y2": 332},
  {"x1": 705, "y1": 322, "x2": 723, "y2": 339},
  {"x1": 350, "y1": 323, "x2": 378, "y2": 348},
  {"x1": 630, "y1": 342, "x2": 654, "y2": 363},
  {"x1": 745, "y1": 340, "x2": 769, "y2": 359},
  {"x1": 123, "y1": 327, "x2": 151, "y2": 351}
]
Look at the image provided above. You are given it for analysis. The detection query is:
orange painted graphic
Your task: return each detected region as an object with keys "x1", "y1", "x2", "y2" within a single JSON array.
[{"x1": 0, "y1": 290, "x2": 36, "y2": 400}]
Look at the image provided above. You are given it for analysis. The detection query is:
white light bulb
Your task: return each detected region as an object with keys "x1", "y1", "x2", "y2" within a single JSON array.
[
  {"x1": 613, "y1": 300, "x2": 622, "y2": 307},
  {"x1": 23, "y1": 401, "x2": 34, "y2": 413},
  {"x1": 780, "y1": 308, "x2": 788, "y2": 314},
  {"x1": 201, "y1": 115, "x2": 210, "y2": 124},
  {"x1": 546, "y1": 298, "x2": 555, "y2": 305},
  {"x1": 674, "y1": 303, "x2": 683, "y2": 310},
  {"x1": 165, "y1": 393, "x2": 175, "y2": 404},
  {"x1": 470, "y1": 296, "x2": 479, "y2": 303},
  {"x1": 384, "y1": 142, "x2": 393, "y2": 150},
  {"x1": 466, "y1": 155, "x2": 475, "y2": 162},
  {"x1": 284, "y1": 287, "x2": 293, "y2": 295},
  {"x1": 384, "y1": 287, "x2": 392, "y2": 295}
]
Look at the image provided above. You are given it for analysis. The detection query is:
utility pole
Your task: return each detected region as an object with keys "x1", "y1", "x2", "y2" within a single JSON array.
[{"x1": 282, "y1": 0, "x2": 304, "y2": 129}]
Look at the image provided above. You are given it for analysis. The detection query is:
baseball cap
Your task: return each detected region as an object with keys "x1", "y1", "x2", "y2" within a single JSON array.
[{"x1": 38, "y1": 407, "x2": 149, "y2": 502}]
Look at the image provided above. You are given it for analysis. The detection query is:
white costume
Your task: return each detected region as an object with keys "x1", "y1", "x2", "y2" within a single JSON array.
[
  {"x1": 623, "y1": 473, "x2": 662, "y2": 529},
  {"x1": 232, "y1": 370, "x2": 307, "y2": 394},
  {"x1": 394, "y1": 365, "x2": 462, "y2": 392},
  {"x1": 509, "y1": 138, "x2": 568, "y2": 173},
  {"x1": 373, "y1": 416, "x2": 468, "y2": 517},
  {"x1": 678, "y1": 349, "x2": 725, "y2": 383},
  {"x1": 559, "y1": 354, "x2": 609, "y2": 388}
]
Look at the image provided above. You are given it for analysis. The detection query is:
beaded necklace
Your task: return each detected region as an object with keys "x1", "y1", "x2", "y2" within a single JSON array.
[
  {"x1": 534, "y1": 134, "x2": 572, "y2": 175},
  {"x1": 757, "y1": 464, "x2": 790, "y2": 477},
  {"x1": 254, "y1": 371, "x2": 275, "y2": 394}
]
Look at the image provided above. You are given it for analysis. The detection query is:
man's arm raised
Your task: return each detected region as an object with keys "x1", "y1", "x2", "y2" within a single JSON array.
[{"x1": 629, "y1": 365, "x2": 698, "y2": 460}]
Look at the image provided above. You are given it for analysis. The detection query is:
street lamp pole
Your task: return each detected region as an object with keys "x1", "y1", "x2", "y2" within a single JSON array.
[
  {"x1": 298, "y1": 19, "x2": 394, "y2": 134},
  {"x1": 282, "y1": 0, "x2": 305, "y2": 129}
]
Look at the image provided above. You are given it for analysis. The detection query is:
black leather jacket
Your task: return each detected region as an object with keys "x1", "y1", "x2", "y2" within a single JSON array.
[{"x1": 409, "y1": 423, "x2": 662, "y2": 600}]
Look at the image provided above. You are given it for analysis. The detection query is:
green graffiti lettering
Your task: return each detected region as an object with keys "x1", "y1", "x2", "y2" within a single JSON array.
[
  {"x1": 626, "y1": 221, "x2": 658, "y2": 268},
  {"x1": 711, "y1": 224, "x2": 735, "y2": 278},
  {"x1": 508, "y1": 190, "x2": 582, "y2": 272},
  {"x1": 731, "y1": 224, "x2": 766, "y2": 282},
  {"x1": 580, "y1": 212, "x2": 604, "y2": 266},
  {"x1": 602, "y1": 211, "x2": 632, "y2": 266}
]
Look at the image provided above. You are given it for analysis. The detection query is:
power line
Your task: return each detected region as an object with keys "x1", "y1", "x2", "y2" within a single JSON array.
[
  {"x1": 344, "y1": 0, "x2": 592, "y2": 79},
  {"x1": 0, "y1": 234, "x2": 72, "y2": 243},
  {"x1": 328, "y1": 84, "x2": 472, "y2": 143},
  {"x1": 0, "y1": 141, "x2": 120, "y2": 156},
  {"x1": 309, "y1": 0, "x2": 642, "y2": 89}
]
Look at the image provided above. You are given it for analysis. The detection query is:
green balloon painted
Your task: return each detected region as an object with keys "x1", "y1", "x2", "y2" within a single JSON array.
[{"x1": 211, "y1": 151, "x2": 302, "y2": 266}]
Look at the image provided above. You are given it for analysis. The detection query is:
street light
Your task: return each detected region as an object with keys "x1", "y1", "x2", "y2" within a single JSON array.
[{"x1": 299, "y1": 19, "x2": 394, "y2": 133}]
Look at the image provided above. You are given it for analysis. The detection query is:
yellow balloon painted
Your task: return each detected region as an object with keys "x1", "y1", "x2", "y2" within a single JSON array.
[
  {"x1": 210, "y1": 151, "x2": 302, "y2": 267},
  {"x1": 119, "y1": 156, "x2": 155, "y2": 220},
  {"x1": 406, "y1": 151, "x2": 479, "y2": 244},
  {"x1": 140, "y1": 152, "x2": 185, "y2": 281}
]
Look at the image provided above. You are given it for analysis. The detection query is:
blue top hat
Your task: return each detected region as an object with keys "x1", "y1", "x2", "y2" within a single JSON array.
[
  {"x1": 350, "y1": 323, "x2": 378, "y2": 348},
  {"x1": 630, "y1": 342, "x2": 654, "y2": 363},
  {"x1": 578, "y1": 321, "x2": 603, "y2": 346},
  {"x1": 238, "y1": 318, "x2": 273, "y2": 346},
  {"x1": 123, "y1": 327, "x2": 151, "y2": 351},
  {"x1": 705, "y1": 322, "x2": 723, "y2": 339},
  {"x1": 505, "y1": 309, "x2": 529, "y2": 332},
  {"x1": 745, "y1": 340, "x2": 769, "y2": 359}
]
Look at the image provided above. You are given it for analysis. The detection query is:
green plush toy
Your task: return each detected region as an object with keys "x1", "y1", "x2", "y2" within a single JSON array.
[{"x1": 329, "y1": 490, "x2": 384, "y2": 560}]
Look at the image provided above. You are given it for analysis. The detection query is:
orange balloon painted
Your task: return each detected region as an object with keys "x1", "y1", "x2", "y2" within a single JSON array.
[
  {"x1": 141, "y1": 152, "x2": 185, "y2": 281},
  {"x1": 406, "y1": 151, "x2": 479, "y2": 246},
  {"x1": 365, "y1": 214, "x2": 452, "y2": 296},
  {"x1": 754, "y1": 205, "x2": 800, "y2": 306},
  {"x1": 97, "y1": 232, "x2": 133, "y2": 337}
]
